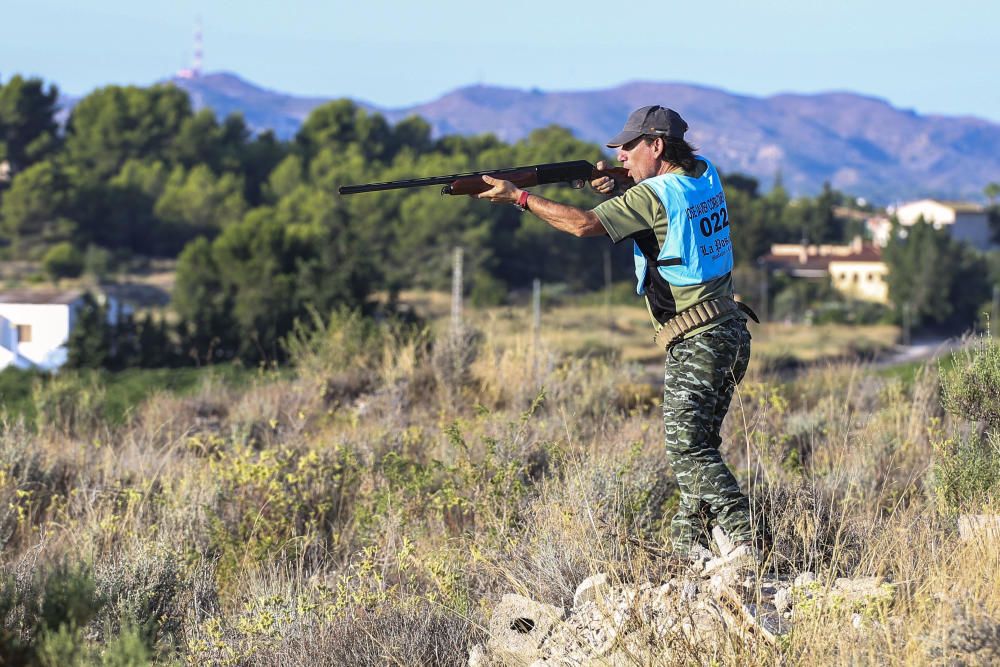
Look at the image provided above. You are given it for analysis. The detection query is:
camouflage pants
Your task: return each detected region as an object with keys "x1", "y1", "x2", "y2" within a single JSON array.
[{"x1": 662, "y1": 317, "x2": 756, "y2": 551}]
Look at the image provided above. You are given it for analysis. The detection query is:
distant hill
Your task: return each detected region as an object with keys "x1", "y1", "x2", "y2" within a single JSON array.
[
  {"x1": 169, "y1": 72, "x2": 335, "y2": 139},
  {"x1": 63, "y1": 72, "x2": 1000, "y2": 202}
]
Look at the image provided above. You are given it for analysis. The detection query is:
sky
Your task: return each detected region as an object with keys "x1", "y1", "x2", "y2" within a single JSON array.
[{"x1": 3, "y1": 0, "x2": 999, "y2": 122}]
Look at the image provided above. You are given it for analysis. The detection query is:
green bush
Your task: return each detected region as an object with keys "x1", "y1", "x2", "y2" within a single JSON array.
[
  {"x1": 935, "y1": 336, "x2": 1000, "y2": 510},
  {"x1": 32, "y1": 371, "x2": 107, "y2": 434},
  {"x1": 932, "y1": 432, "x2": 1000, "y2": 512},
  {"x1": 940, "y1": 337, "x2": 1000, "y2": 428},
  {"x1": 469, "y1": 271, "x2": 509, "y2": 307},
  {"x1": 41, "y1": 242, "x2": 84, "y2": 280},
  {"x1": 0, "y1": 562, "x2": 104, "y2": 665},
  {"x1": 82, "y1": 244, "x2": 114, "y2": 281}
]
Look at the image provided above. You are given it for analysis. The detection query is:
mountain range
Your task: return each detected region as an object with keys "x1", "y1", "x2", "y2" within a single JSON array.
[{"x1": 139, "y1": 73, "x2": 1000, "y2": 202}]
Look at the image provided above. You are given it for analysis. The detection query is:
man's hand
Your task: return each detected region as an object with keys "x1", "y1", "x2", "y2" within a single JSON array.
[
  {"x1": 590, "y1": 160, "x2": 628, "y2": 196},
  {"x1": 473, "y1": 175, "x2": 519, "y2": 204}
]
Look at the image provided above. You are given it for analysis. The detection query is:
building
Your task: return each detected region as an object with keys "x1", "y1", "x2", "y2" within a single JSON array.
[
  {"x1": 759, "y1": 237, "x2": 889, "y2": 304},
  {"x1": 891, "y1": 199, "x2": 993, "y2": 250},
  {"x1": 0, "y1": 289, "x2": 123, "y2": 372},
  {"x1": 865, "y1": 215, "x2": 893, "y2": 247}
]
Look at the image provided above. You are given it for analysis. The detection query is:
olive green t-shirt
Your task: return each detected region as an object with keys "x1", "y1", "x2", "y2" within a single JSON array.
[{"x1": 590, "y1": 163, "x2": 739, "y2": 337}]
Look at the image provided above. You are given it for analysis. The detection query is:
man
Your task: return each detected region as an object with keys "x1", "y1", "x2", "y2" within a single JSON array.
[{"x1": 474, "y1": 105, "x2": 764, "y2": 566}]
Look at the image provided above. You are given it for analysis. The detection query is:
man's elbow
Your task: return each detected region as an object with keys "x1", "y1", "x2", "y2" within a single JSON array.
[{"x1": 573, "y1": 213, "x2": 605, "y2": 237}]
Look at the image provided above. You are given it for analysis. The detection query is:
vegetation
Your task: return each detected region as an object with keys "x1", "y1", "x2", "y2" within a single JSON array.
[
  {"x1": 0, "y1": 303, "x2": 996, "y2": 664},
  {"x1": 0, "y1": 72, "x2": 930, "y2": 368},
  {"x1": 882, "y1": 218, "x2": 990, "y2": 330},
  {"x1": 3, "y1": 71, "x2": 1000, "y2": 662}
]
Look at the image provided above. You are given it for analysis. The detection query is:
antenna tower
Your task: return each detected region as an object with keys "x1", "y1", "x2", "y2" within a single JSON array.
[
  {"x1": 193, "y1": 17, "x2": 203, "y2": 77},
  {"x1": 176, "y1": 18, "x2": 204, "y2": 79}
]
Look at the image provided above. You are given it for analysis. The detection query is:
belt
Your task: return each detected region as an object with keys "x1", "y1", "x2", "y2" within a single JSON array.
[{"x1": 652, "y1": 296, "x2": 759, "y2": 351}]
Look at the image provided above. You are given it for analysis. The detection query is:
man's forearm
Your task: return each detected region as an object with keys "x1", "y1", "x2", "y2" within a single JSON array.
[{"x1": 520, "y1": 190, "x2": 606, "y2": 238}]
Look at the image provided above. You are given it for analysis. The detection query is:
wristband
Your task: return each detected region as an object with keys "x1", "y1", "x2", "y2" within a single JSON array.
[{"x1": 514, "y1": 190, "x2": 530, "y2": 212}]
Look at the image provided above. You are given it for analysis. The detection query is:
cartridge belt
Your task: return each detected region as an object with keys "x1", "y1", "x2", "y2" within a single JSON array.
[{"x1": 652, "y1": 296, "x2": 758, "y2": 351}]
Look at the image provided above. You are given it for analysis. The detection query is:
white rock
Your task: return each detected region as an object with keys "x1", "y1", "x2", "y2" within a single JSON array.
[
  {"x1": 833, "y1": 576, "x2": 883, "y2": 595},
  {"x1": 573, "y1": 573, "x2": 610, "y2": 608},
  {"x1": 793, "y1": 572, "x2": 817, "y2": 588},
  {"x1": 486, "y1": 594, "x2": 564, "y2": 666},
  {"x1": 467, "y1": 643, "x2": 485, "y2": 666},
  {"x1": 712, "y1": 525, "x2": 735, "y2": 556},
  {"x1": 958, "y1": 514, "x2": 1000, "y2": 542},
  {"x1": 681, "y1": 580, "x2": 699, "y2": 601},
  {"x1": 773, "y1": 587, "x2": 792, "y2": 613},
  {"x1": 468, "y1": 643, "x2": 488, "y2": 667}
]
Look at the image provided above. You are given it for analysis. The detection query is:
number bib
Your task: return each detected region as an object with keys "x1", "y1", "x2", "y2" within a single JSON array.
[{"x1": 632, "y1": 156, "x2": 733, "y2": 291}]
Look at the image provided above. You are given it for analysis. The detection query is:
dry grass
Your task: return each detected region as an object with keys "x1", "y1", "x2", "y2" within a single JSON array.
[
  {"x1": 0, "y1": 300, "x2": 994, "y2": 666},
  {"x1": 398, "y1": 289, "x2": 901, "y2": 367}
]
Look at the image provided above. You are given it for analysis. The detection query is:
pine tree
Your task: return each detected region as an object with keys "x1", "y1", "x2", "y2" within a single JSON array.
[{"x1": 65, "y1": 293, "x2": 112, "y2": 369}]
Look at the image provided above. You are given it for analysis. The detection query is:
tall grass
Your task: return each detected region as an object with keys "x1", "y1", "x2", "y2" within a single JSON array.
[{"x1": 0, "y1": 310, "x2": 997, "y2": 665}]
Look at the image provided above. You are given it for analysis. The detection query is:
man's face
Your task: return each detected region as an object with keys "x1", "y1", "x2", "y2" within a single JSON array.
[{"x1": 616, "y1": 136, "x2": 661, "y2": 182}]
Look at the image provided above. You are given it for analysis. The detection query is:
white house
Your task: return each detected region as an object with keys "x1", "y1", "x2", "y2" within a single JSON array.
[
  {"x1": 892, "y1": 199, "x2": 993, "y2": 250},
  {"x1": 0, "y1": 290, "x2": 86, "y2": 371},
  {"x1": 0, "y1": 289, "x2": 123, "y2": 372}
]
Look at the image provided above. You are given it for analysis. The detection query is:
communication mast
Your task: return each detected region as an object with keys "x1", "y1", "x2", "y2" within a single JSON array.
[{"x1": 176, "y1": 17, "x2": 203, "y2": 79}]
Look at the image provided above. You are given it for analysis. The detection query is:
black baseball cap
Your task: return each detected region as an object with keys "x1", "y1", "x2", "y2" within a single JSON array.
[{"x1": 606, "y1": 105, "x2": 688, "y2": 147}]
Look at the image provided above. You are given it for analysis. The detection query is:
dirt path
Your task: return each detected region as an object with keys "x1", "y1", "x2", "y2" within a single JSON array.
[{"x1": 870, "y1": 335, "x2": 965, "y2": 369}]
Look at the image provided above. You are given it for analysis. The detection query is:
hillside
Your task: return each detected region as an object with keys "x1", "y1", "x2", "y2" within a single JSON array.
[{"x1": 56, "y1": 71, "x2": 996, "y2": 202}]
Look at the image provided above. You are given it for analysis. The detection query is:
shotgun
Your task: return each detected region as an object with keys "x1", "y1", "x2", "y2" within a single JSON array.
[{"x1": 338, "y1": 160, "x2": 630, "y2": 196}]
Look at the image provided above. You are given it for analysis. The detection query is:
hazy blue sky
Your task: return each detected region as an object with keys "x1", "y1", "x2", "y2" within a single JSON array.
[{"x1": 3, "y1": 0, "x2": 998, "y2": 121}]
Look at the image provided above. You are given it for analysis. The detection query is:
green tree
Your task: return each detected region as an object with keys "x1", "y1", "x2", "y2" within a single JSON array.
[
  {"x1": 263, "y1": 154, "x2": 305, "y2": 202},
  {"x1": 722, "y1": 173, "x2": 767, "y2": 266},
  {"x1": 883, "y1": 218, "x2": 989, "y2": 330},
  {"x1": 986, "y1": 183, "x2": 1000, "y2": 243},
  {"x1": 64, "y1": 85, "x2": 192, "y2": 180},
  {"x1": 42, "y1": 242, "x2": 84, "y2": 280},
  {"x1": 296, "y1": 100, "x2": 404, "y2": 164},
  {"x1": 136, "y1": 312, "x2": 174, "y2": 367},
  {"x1": 81, "y1": 159, "x2": 171, "y2": 252},
  {"x1": 153, "y1": 164, "x2": 246, "y2": 247},
  {"x1": 0, "y1": 74, "x2": 59, "y2": 175},
  {"x1": 174, "y1": 182, "x2": 376, "y2": 363},
  {"x1": 173, "y1": 237, "x2": 238, "y2": 363},
  {"x1": 65, "y1": 293, "x2": 112, "y2": 369},
  {"x1": 783, "y1": 182, "x2": 844, "y2": 244},
  {"x1": 168, "y1": 109, "x2": 252, "y2": 175},
  {"x1": 238, "y1": 129, "x2": 288, "y2": 206},
  {"x1": 0, "y1": 160, "x2": 77, "y2": 254},
  {"x1": 985, "y1": 182, "x2": 1000, "y2": 206}
]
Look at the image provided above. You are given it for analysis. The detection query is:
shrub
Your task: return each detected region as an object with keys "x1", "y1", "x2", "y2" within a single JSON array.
[
  {"x1": 932, "y1": 432, "x2": 1000, "y2": 512},
  {"x1": 940, "y1": 336, "x2": 1000, "y2": 428},
  {"x1": 431, "y1": 324, "x2": 483, "y2": 401},
  {"x1": 31, "y1": 371, "x2": 107, "y2": 434},
  {"x1": 935, "y1": 336, "x2": 1000, "y2": 510},
  {"x1": 41, "y1": 242, "x2": 84, "y2": 280},
  {"x1": 0, "y1": 562, "x2": 106, "y2": 665},
  {"x1": 82, "y1": 244, "x2": 114, "y2": 281},
  {"x1": 94, "y1": 546, "x2": 192, "y2": 648}
]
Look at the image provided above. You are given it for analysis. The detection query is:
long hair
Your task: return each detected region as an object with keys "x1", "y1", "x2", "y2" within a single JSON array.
[{"x1": 646, "y1": 135, "x2": 699, "y2": 173}]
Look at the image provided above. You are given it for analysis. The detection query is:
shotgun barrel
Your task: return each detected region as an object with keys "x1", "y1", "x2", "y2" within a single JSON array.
[{"x1": 338, "y1": 160, "x2": 629, "y2": 196}]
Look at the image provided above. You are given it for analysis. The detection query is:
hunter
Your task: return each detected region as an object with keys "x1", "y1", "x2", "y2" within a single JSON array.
[{"x1": 474, "y1": 105, "x2": 766, "y2": 567}]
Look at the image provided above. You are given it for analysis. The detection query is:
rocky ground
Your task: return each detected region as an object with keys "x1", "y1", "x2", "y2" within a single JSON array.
[{"x1": 470, "y1": 530, "x2": 896, "y2": 666}]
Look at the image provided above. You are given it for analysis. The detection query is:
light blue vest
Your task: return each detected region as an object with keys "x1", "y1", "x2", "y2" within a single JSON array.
[{"x1": 633, "y1": 156, "x2": 733, "y2": 293}]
